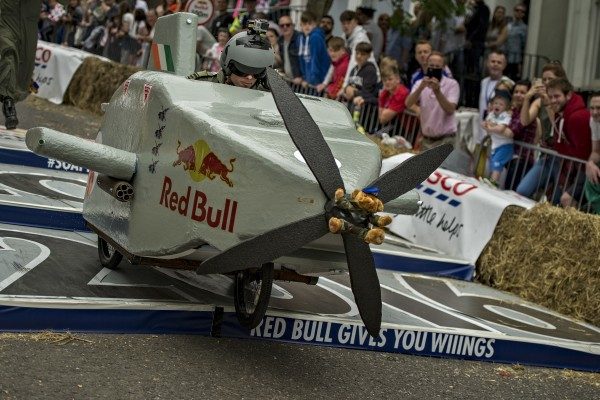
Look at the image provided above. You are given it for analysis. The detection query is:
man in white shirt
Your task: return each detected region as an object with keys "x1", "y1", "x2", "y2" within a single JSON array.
[{"x1": 477, "y1": 50, "x2": 513, "y2": 143}]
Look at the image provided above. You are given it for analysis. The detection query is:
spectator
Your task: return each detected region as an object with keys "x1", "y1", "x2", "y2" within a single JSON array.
[
  {"x1": 431, "y1": 0, "x2": 466, "y2": 98},
  {"x1": 343, "y1": 42, "x2": 379, "y2": 107},
  {"x1": 103, "y1": 10, "x2": 125, "y2": 62},
  {"x1": 205, "y1": 27, "x2": 230, "y2": 72},
  {"x1": 139, "y1": 8, "x2": 158, "y2": 68},
  {"x1": 229, "y1": 0, "x2": 257, "y2": 34},
  {"x1": 465, "y1": 0, "x2": 490, "y2": 76},
  {"x1": 480, "y1": 90, "x2": 513, "y2": 186},
  {"x1": 320, "y1": 15, "x2": 334, "y2": 46},
  {"x1": 316, "y1": 36, "x2": 350, "y2": 100},
  {"x1": 82, "y1": 0, "x2": 116, "y2": 55},
  {"x1": 196, "y1": 24, "x2": 217, "y2": 69},
  {"x1": 385, "y1": 8, "x2": 412, "y2": 72},
  {"x1": 135, "y1": 0, "x2": 149, "y2": 13},
  {"x1": 405, "y1": 51, "x2": 460, "y2": 151},
  {"x1": 584, "y1": 93, "x2": 600, "y2": 213},
  {"x1": 505, "y1": 3, "x2": 528, "y2": 81},
  {"x1": 409, "y1": 3, "x2": 432, "y2": 43},
  {"x1": 478, "y1": 50, "x2": 512, "y2": 143},
  {"x1": 211, "y1": 0, "x2": 234, "y2": 38},
  {"x1": 339, "y1": 10, "x2": 379, "y2": 88},
  {"x1": 62, "y1": 0, "x2": 84, "y2": 48},
  {"x1": 266, "y1": 28, "x2": 281, "y2": 69},
  {"x1": 356, "y1": 6, "x2": 384, "y2": 60},
  {"x1": 377, "y1": 13, "x2": 390, "y2": 55},
  {"x1": 117, "y1": 2, "x2": 135, "y2": 65},
  {"x1": 277, "y1": 15, "x2": 302, "y2": 84},
  {"x1": 44, "y1": 0, "x2": 67, "y2": 43},
  {"x1": 485, "y1": 6, "x2": 508, "y2": 54},
  {"x1": 378, "y1": 65, "x2": 409, "y2": 125},
  {"x1": 256, "y1": 0, "x2": 270, "y2": 14},
  {"x1": 160, "y1": 0, "x2": 180, "y2": 15},
  {"x1": 516, "y1": 78, "x2": 592, "y2": 207},
  {"x1": 520, "y1": 62, "x2": 567, "y2": 146},
  {"x1": 410, "y1": 39, "x2": 451, "y2": 88},
  {"x1": 298, "y1": 11, "x2": 330, "y2": 87},
  {"x1": 505, "y1": 79, "x2": 540, "y2": 189},
  {"x1": 410, "y1": 39, "x2": 432, "y2": 88}
]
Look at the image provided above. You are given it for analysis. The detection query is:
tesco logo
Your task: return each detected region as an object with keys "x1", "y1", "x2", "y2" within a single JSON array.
[
  {"x1": 426, "y1": 171, "x2": 477, "y2": 196},
  {"x1": 35, "y1": 47, "x2": 52, "y2": 63}
]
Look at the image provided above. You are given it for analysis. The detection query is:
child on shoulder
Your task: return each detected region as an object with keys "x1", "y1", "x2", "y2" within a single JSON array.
[{"x1": 481, "y1": 89, "x2": 514, "y2": 186}]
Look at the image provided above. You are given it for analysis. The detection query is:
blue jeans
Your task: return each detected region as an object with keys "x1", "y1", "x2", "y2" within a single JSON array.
[{"x1": 516, "y1": 154, "x2": 561, "y2": 203}]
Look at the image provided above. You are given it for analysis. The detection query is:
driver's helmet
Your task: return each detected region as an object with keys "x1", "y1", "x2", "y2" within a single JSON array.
[{"x1": 220, "y1": 29, "x2": 274, "y2": 79}]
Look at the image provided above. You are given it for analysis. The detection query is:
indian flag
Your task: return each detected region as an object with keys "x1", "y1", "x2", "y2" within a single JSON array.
[{"x1": 151, "y1": 43, "x2": 175, "y2": 72}]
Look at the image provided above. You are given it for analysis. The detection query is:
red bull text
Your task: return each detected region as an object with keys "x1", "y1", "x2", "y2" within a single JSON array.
[{"x1": 159, "y1": 176, "x2": 238, "y2": 232}]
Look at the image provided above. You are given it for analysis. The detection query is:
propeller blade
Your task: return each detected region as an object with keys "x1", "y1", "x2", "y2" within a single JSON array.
[
  {"x1": 370, "y1": 143, "x2": 453, "y2": 204},
  {"x1": 342, "y1": 234, "x2": 382, "y2": 337},
  {"x1": 266, "y1": 67, "x2": 344, "y2": 200},
  {"x1": 197, "y1": 213, "x2": 329, "y2": 275}
]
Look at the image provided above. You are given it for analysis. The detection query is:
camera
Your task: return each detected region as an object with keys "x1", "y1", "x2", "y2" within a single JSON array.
[
  {"x1": 426, "y1": 67, "x2": 443, "y2": 80},
  {"x1": 248, "y1": 19, "x2": 269, "y2": 35}
]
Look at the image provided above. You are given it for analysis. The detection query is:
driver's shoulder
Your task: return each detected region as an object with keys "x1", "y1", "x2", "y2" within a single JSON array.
[{"x1": 187, "y1": 70, "x2": 226, "y2": 83}]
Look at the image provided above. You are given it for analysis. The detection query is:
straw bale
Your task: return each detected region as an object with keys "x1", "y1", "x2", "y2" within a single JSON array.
[
  {"x1": 63, "y1": 57, "x2": 141, "y2": 114},
  {"x1": 477, "y1": 203, "x2": 600, "y2": 326}
]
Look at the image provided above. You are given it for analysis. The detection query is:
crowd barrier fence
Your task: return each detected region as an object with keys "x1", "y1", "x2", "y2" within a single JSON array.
[
  {"x1": 504, "y1": 141, "x2": 592, "y2": 212},
  {"x1": 285, "y1": 80, "x2": 593, "y2": 213}
]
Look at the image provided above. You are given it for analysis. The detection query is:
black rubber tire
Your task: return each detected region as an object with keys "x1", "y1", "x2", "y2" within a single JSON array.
[
  {"x1": 98, "y1": 237, "x2": 123, "y2": 270},
  {"x1": 233, "y1": 262, "x2": 274, "y2": 329}
]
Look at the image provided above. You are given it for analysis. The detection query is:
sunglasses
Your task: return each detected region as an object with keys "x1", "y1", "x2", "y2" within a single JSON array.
[
  {"x1": 230, "y1": 64, "x2": 261, "y2": 79},
  {"x1": 279, "y1": 23, "x2": 291, "y2": 28}
]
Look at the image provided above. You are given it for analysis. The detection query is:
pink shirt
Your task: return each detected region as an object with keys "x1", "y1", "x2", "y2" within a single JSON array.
[{"x1": 411, "y1": 76, "x2": 459, "y2": 138}]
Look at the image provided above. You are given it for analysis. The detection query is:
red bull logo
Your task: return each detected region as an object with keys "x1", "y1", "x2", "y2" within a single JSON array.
[
  {"x1": 159, "y1": 176, "x2": 238, "y2": 232},
  {"x1": 173, "y1": 140, "x2": 235, "y2": 187}
]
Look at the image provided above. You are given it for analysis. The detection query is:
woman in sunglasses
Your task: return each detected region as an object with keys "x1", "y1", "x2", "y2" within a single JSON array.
[{"x1": 188, "y1": 20, "x2": 274, "y2": 91}]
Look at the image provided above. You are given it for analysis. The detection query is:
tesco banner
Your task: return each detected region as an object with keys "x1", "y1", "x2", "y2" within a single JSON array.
[
  {"x1": 33, "y1": 41, "x2": 106, "y2": 104},
  {"x1": 382, "y1": 153, "x2": 535, "y2": 265}
]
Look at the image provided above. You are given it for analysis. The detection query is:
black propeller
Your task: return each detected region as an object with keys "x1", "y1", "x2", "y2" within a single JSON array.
[{"x1": 198, "y1": 67, "x2": 452, "y2": 337}]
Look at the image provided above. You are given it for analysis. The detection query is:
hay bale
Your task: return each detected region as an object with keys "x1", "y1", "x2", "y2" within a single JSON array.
[
  {"x1": 477, "y1": 203, "x2": 600, "y2": 326},
  {"x1": 63, "y1": 57, "x2": 141, "y2": 114}
]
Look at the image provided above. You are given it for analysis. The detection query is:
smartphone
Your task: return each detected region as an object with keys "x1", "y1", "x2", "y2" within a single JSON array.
[
  {"x1": 426, "y1": 68, "x2": 443, "y2": 80},
  {"x1": 533, "y1": 77, "x2": 543, "y2": 87}
]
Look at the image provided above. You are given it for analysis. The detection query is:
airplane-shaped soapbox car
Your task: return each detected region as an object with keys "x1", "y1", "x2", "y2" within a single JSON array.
[{"x1": 25, "y1": 14, "x2": 451, "y2": 337}]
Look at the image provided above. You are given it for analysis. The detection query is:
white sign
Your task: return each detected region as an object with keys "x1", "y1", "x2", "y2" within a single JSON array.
[
  {"x1": 33, "y1": 41, "x2": 103, "y2": 104},
  {"x1": 382, "y1": 153, "x2": 535, "y2": 265},
  {"x1": 184, "y1": 0, "x2": 215, "y2": 25}
]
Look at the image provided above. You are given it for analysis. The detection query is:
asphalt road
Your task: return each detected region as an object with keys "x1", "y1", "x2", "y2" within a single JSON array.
[{"x1": 1, "y1": 96, "x2": 598, "y2": 400}]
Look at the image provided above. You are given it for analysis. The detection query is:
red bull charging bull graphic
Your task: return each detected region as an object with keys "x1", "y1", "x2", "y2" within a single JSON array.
[
  {"x1": 173, "y1": 140, "x2": 235, "y2": 187},
  {"x1": 166, "y1": 140, "x2": 238, "y2": 232}
]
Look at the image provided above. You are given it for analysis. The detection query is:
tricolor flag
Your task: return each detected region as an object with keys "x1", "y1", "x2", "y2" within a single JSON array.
[{"x1": 151, "y1": 43, "x2": 175, "y2": 72}]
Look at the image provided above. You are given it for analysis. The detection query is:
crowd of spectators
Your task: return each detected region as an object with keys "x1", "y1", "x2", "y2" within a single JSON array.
[{"x1": 37, "y1": 0, "x2": 599, "y2": 212}]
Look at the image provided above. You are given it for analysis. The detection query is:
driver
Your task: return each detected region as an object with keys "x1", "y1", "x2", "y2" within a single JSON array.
[{"x1": 187, "y1": 20, "x2": 274, "y2": 91}]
